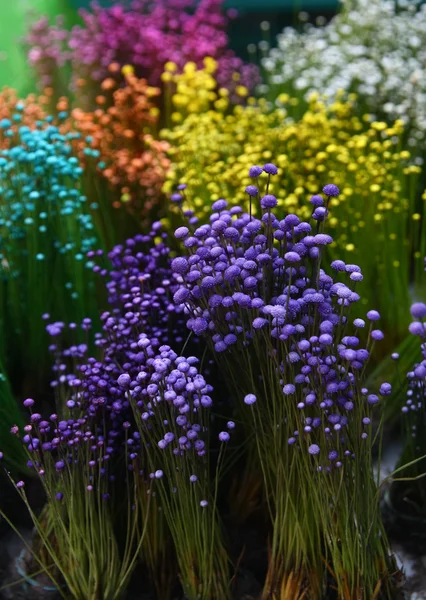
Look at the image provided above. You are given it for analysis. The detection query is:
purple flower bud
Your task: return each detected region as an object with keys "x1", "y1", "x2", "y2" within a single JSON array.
[
  {"x1": 371, "y1": 329, "x2": 384, "y2": 341},
  {"x1": 118, "y1": 373, "x2": 131, "y2": 388},
  {"x1": 309, "y1": 195, "x2": 324, "y2": 207},
  {"x1": 353, "y1": 319, "x2": 365, "y2": 328},
  {"x1": 212, "y1": 199, "x2": 228, "y2": 211},
  {"x1": 409, "y1": 321, "x2": 424, "y2": 336},
  {"x1": 308, "y1": 444, "x2": 320, "y2": 455},
  {"x1": 245, "y1": 185, "x2": 258, "y2": 197},
  {"x1": 218, "y1": 431, "x2": 230, "y2": 442},
  {"x1": 263, "y1": 163, "x2": 278, "y2": 175},
  {"x1": 23, "y1": 398, "x2": 35, "y2": 408},
  {"x1": 190, "y1": 475, "x2": 198, "y2": 483},
  {"x1": 322, "y1": 184, "x2": 340, "y2": 197},
  {"x1": 200, "y1": 500, "x2": 208, "y2": 507},
  {"x1": 155, "y1": 470, "x2": 163, "y2": 479},
  {"x1": 410, "y1": 303, "x2": 426, "y2": 319},
  {"x1": 261, "y1": 194, "x2": 277, "y2": 209},
  {"x1": 367, "y1": 310, "x2": 380, "y2": 321},
  {"x1": 175, "y1": 226, "x2": 189, "y2": 239},
  {"x1": 284, "y1": 252, "x2": 301, "y2": 263},
  {"x1": 16, "y1": 481, "x2": 25, "y2": 489},
  {"x1": 56, "y1": 492, "x2": 64, "y2": 501},
  {"x1": 244, "y1": 393, "x2": 257, "y2": 405},
  {"x1": 367, "y1": 394, "x2": 379, "y2": 405},
  {"x1": 283, "y1": 384, "x2": 295, "y2": 395},
  {"x1": 249, "y1": 165, "x2": 263, "y2": 177}
]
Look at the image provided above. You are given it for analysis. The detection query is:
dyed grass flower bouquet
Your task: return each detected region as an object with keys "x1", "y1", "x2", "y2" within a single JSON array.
[
  {"x1": 1, "y1": 0, "x2": 426, "y2": 598},
  {"x1": 1, "y1": 165, "x2": 405, "y2": 599}
]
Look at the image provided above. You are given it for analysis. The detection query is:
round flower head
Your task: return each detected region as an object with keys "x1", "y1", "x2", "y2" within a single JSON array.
[
  {"x1": 261, "y1": 194, "x2": 278, "y2": 209},
  {"x1": 117, "y1": 373, "x2": 131, "y2": 388},
  {"x1": 371, "y1": 329, "x2": 384, "y2": 341},
  {"x1": 410, "y1": 302, "x2": 426, "y2": 319},
  {"x1": 175, "y1": 226, "x2": 189, "y2": 240},
  {"x1": 308, "y1": 444, "x2": 320, "y2": 455},
  {"x1": 244, "y1": 393, "x2": 257, "y2": 405},
  {"x1": 309, "y1": 194, "x2": 324, "y2": 207},
  {"x1": 23, "y1": 398, "x2": 35, "y2": 407},
  {"x1": 263, "y1": 163, "x2": 278, "y2": 175},
  {"x1": 366, "y1": 310, "x2": 380, "y2": 321},
  {"x1": 245, "y1": 185, "x2": 259, "y2": 197},
  {"x1": 409, "y1": 321, "x2": 425, "y2": 336},
  {"x1": 218, "y1": 431, "x2": 230, "y2": 442},
  {"x1": 249, "y1": 165, "x2": 263, "y2": 177},
  {"x1": 322, "y1": 184, "x2": 340, "y2": 197}
]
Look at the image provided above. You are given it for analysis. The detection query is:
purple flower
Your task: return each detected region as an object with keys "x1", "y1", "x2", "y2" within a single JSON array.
[
  {"x1": 308, "y1": 444, "x2": 320, "y2": 455},
  {"x1": 263, "y1": 163, "x2": 278, "y2": 175},
  {"x1": 371, "y1": 330, "x2": 384, "y2": 341},
  {"x1": 249, "y1": 165, "x2": 263, "y2": 177},
  {"x1": 366, "y1": 310, "x2": 380, "y2": 321},
  {"x1": 218, "y1": 431, "x2": 230, "y2": 442},
  {"x1": 175, "y1": 227, "x2": 189, "y2": 239},
  {"x1": 309, "y1": 195, "x2": 324, "y2": 207},
  {"x1": 409, "y1": 321, "x2": 425, "y2": 336},
  {"x1": 244, "y1": 394, "x2": 257, "y2": 405},
  {"x1": 410, "y1": 302, "x2": 426, "y2": 319},
  {"x1": 23, "y1": 398, "x2": 35, "y2": 408},
  {"x1": 261, "y1": 194, "x2": 278, "y2": 209},
  {"x1": 245, "y1": 185, "x2": 259, "y2": 197},
  {"x1": 283, "y1": 384, "x2": 295, "y2": 395},
  {"x1": 322, "y1": 184, "x2": 340, "y2": 197},
  {"x1": 117, "y1": 373, "x2": 131, "y2": 388}
]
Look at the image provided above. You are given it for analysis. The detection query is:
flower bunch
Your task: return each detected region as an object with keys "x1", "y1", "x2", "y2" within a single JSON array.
[
  {"x1": 171, "y1": 166, "x2": 397, "y2": 598},
  {"x1": 2, "y1": 392, "x2": 144, "y2": 600},
  {"x1": 0, "y1": 107, "x2": 102, "y2": 391},
  {"x1": 388, "y1": 301, "x2": 426, "y2": 522},
  {"x1": 162, "y1": 96, "x2": 423, "y2": 344},
  {"x1": 262, "y1": 0, "x2": 426, "y2": 149},
  {"x1": 42, "y1": 225, "x2": 228, "y2": 599},
  {"x1": 59, "y1": 69, "x2": 171, "y2": 224},
  {"x1": 25, "y1": 0, "x2": 260, "y2": 107}
]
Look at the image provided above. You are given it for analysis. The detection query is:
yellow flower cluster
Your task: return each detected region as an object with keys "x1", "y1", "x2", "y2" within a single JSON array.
[
  {"x1": 160, "y1": 68, "x2": 424, "y2": 336},
  {"x1": 161, "y1": 84, "x2": 419, "y2": 251},
  {"x1": 161, "y1": 57, "x2": 249, "y2": 124}
]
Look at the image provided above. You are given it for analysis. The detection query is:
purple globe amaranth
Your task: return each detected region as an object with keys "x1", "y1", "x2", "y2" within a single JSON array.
[
  {"x1": 322, "y1": 184, "x2": 340, "y2": 197},
  {"x1": 263, "y1": 163, "x2": 278, "y2": 175},
  {"x1": 410, "y1": 302, "x2": 426, "y2": 319},
  {"x1": 249, "y1": 165, "x2": 263, "y2": 177}
]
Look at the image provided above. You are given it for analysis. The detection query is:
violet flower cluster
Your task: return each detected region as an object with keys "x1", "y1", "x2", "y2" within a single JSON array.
[
  {"x1": 171, "y1": 167, "x2": 387, "y2": 463},
  {"x1": 170, "y1": 164, "x2": 393, "y2": 596},
  {"x1": 26, "y1": 0, "x2": 260, "y2": 103}
]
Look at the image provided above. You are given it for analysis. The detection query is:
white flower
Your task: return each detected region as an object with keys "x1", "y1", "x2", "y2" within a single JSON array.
[{"x1": 262, "y1": 0, "x2": 426, "y2": 149}]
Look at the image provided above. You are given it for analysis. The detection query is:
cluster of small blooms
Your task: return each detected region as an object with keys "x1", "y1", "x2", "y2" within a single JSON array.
[
  {"x1": 0, "y1": 88, "x2": 47, "y2": 135},
  {"x1": 163, "y1": 96, "x2": 421, "y2": 340},
  {"x1": 9, "y1": 396, "x2": 111, "y2": 491},
  {"x1": 162, "y1": 57, "x2": 250, "y2": 122},
  {"x1": 392, "y1": 300, "x2": 426, "y2": 515},
  {"x1": 25, "y1": 0, "x2": 260, "y2": 104},
  {"x1": 171, "y1": 166, "x2": 395, "y2": 597},
  {"x1": 0, "y1": 111, "x2": 98, "y2": 266},
  {"x1": 57, "y1": 70, "x2": 170, "y2": 216},
  {"x1": 0, "y1": 107, "x2": 101, "y2": 384},
  {"x1": 262, "y1": 0, "x2": 426, "y2": 148},
  {"x1": 41, "y1": 228, "x2": 228, "y2": 597}
]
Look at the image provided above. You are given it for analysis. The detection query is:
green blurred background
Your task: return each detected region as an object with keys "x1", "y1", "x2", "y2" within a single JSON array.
[{"x1": 0, "y1": 0, "x2": 338, "y2": 96}]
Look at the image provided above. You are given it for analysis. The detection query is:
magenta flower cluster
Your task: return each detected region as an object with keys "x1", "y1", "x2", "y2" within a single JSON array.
[{"x1": 26, "y1": 0, "x2": 260, "y2": 102}]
